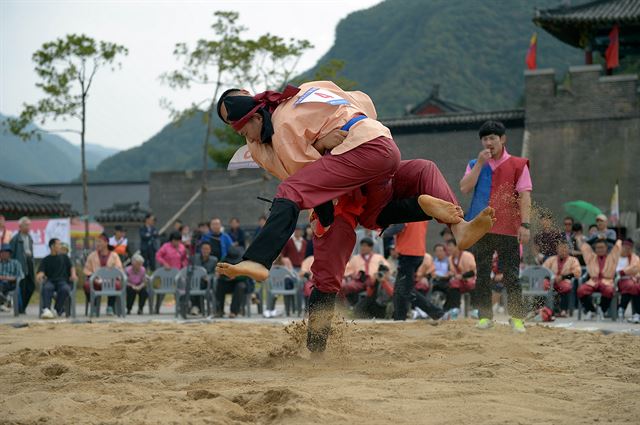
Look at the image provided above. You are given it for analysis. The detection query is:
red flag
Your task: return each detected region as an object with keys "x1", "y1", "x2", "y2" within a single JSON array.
[
  {"x1": 605, "y1": 25, "x2": 619, "y2": 70},
  {"x1": 525, "y1": 33, "x2": 537, "y2": 70}
]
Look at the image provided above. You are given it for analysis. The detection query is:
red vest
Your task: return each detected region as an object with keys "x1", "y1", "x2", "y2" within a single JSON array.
[{"x1": 489, "y1": 156, "x2": 529, "y2": 236}]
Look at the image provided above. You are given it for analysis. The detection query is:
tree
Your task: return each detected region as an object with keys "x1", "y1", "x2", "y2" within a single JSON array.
[
  {"x1": 162, "y1": 11, "x2": 312, "y2": 190},
  {"x1": 4, "y1": 34, "x2": 128, "y2": 251},
  {"x1": 307, "y1": 59, "x2": 357, "y2": 91}
]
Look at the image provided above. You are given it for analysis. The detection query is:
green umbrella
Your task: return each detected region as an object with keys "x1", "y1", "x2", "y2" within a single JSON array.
[{"x1": 563, "y1": 200, "x2": 603, "y2": 225}]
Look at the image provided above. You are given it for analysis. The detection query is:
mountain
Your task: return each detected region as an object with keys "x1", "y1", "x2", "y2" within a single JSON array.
[
  {"x1": 304, "y1": 0, "x2": 584, "y2": 116},
  {"x1": 0, "y1": 113, "x2": 120, "y2": 184},
  {"x1": 86, "y1": 111, "x2": 218, "y2": 182}
]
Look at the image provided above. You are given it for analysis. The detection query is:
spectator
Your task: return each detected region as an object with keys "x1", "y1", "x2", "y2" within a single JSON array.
[
  {"x1": 342, "y1": 238, "x2": 389, "y2": 306},
  {"x1": 388, "y1": 222, "x2": 444, "y2": 321},
  {"x1": 587, "y1": 214, "x2": 617, "y2": 249},
  {"x1": 281, "y1": 226, "x2": 307, "y2": 270},
  {"x1": 156, "y1": 232, "x2": 188, "y2": 270},
  {"x1": 353, "y1": 262, "x2": 394, "y2": 319},
  {"x1": 444, "y1": 239, "x2": 477, "y2": 314},
  {"x1": 201, "y1": 218, "x2": 233, "y2": 262},
  {"x1": 36, "y1": 238, "x2": 77, "y2": 319},
  {"x1": 542, "y1": 240, "x2": 582, "y2": 317},
  {"x1": 533, "y1": 211, "x2": 564, "y2": 264},
  {"x1": 0, "y1": 214, "x2": 13, "y2": 244},
  {"x1": 172, "y1": 219, "x2": 183, "y2": 233},
  {"x1": 562, "y1": 217, "x2": 575, "y2": 246},
  {"x1": 588, "y1": 224, "x2": 598, "y2": 237},
  {"x1": 10, "y1": 217, "x2": 35, "y2": 314},
  {"x1": 386, "y1": 244, "x2": 399, "y2": 278},
  {"x1": 215, "y1": 246, "x2": 247, "y2": 318},
  {"x1": 571, "y1": 223, "x2": 585, "y2": 265},
  {"x1": 430, "y1": 243, "x2": 451, "y2": 298},
  {"x1": 228, "y1": 217, "x2": 246, "y2": 248},
  {"x1": 125, "y1": 254, "x2": 148, "y2": 315},
  {"x1": 83, "y1": 233, "x2": 124, "y2": 316},
  {"x1": 300, "y1": 255, "x2": 315, "y2": 307},
  {"x1": 254, "y1": 215, "x2": 267, "y2": 239},
  {"x1": 109, "y1": 225, "x2": 129, "y2": 261},
  {"x1": 140, "y1": 213, "x2": 159, "y2": 270},
  {"x1": 0, "y1": 244, "x2": 22, "y2": 312},
  {"x1": 617, "y1": 239, "x2": 640, "y2": 323},
  {"x1": 303, "y1": 224, "x2": 314, "y2": 258},
  {"x1": 191, "y1": 242, "x2": 218, "y2": 316},
  {"x1": 180, "y1": 224, "x2": 193, "y2": 253},
  {"x1": 353, "y1": 228, "x2": 384, "y2": 256},
  {"x1": 415, "y1": 252, "x2": 435, "y2": 295},
  {"x1": 440, "y1": 227, "x2": 454, "y2": 244},
  {"x1": 577, "y1": 237, "x2": 621, "y2": 320}
]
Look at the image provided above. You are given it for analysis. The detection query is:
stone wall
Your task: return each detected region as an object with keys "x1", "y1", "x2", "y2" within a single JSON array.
[{"x1": 524, "y1": 65, "x2": 640, "y2": 233}]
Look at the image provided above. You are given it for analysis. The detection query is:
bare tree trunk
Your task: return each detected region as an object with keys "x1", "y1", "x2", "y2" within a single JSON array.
[{"x1": 81, "y1": 93, "x2": 89, "y2": 252}]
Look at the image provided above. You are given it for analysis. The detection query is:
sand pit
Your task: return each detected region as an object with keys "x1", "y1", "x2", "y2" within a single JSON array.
[{"x1": 1, "y1": 320, "x2": 639, "y2": 424}]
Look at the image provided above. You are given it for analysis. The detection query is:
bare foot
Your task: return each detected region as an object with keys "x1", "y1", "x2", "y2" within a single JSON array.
[
  {"x1": 418, "y1": 195, "x2": 463, "y2": 224},
  {"x1": 451, "y1": 207, "x2": 496, "y2": 250},
  {"x1": 216, "y1": 260, "x2": 269, "y2": 281}
]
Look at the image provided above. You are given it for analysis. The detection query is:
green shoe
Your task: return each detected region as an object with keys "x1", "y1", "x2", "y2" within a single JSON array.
[
  {"x1": 510, "y1": 318, "x2": 526, "y2": 333},
  {"x1": 476, "y1": 318, "x2": 494, "y2": 329}
]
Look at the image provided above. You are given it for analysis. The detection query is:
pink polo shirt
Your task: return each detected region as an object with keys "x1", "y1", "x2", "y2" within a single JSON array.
[
  {"x1": 155, "y1": 242, "x2": 188, "y2": 269},
  {"x1": 464, "y1": 148, "x2": 532, "y2": 193}
]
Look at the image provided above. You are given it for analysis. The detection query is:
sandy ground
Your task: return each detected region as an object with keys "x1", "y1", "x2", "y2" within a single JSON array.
[{"x1": 1, "y1": 319, "x2": 639, "y2": 425}]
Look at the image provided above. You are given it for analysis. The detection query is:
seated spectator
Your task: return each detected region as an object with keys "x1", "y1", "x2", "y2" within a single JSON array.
[
  {"x1": 228, "y1": 217, "x2": 246, "y2": 248},
  {"x1": 440, "y1": 227, "x2": 454, "y2": 244},
  {"x1": 533, "y1": 211, "x2": 563, "y2": 264},
  {"x1": 109, "y1": 225, "x2": 129, "y2": 261},
  {"x1": 181, "y1": 224, "x2": 193, "y2": 253},
  {"x1": 0, "y1": 244, "x2": 22, "y2": 312},
  {"x1": 201, "y1": 218, "x2": 233, "y2": 262},
  {"x1": 386, "y1": 244, "x2": 399, "y2": 279},
  {"x1": 415, "y1": 252, "x2": 435, "y2": 295},
  {"x1": 37, "y1": 238, "x2": 77, "y2": 319},
  {"x1": 577, "y1": 237, "x2": 622, "y2": 319},
  {"x1": 191, "y1": 242, "x2": 218, "y2": 315},
  {"x1": 300, "y1": 255, "x2": 314, "y2": 308},
  {"x1": 562, "y1": 216, "x2": 575, "y2": 246},
  {"x1": 587, "y1": 224, "x2": 598, "y2": 237},
  {"x1": 304, "y1": 224, "x2": 314, "y2": 258},
  {"x1": 263, "y1": 254, "x2": 296, "y2": 318},
  {"x1": 616, "y1": 239, "x2": 640, "y2": 323},
  {"x1": 444, "y1": 239, "x2": 476, "y2": 314},
  {"x1": 586, "y1": 214, "x2": 617, "y2": 249},
  {"x1": 216, "y1": 247, "x2": 248, "y2": 318},
  {"x1": 353, "y1": 263, "x2": 394, "y2": 319},
  {"x1": 155, "y1": 231, "x2": 188, "y2": 270},
  {"x1": 353, "y1": 228, "x2": 384, "y2": 256},
  {"x1": 542, "y1": 240, "x2": 582, "y2": 317},
  {"x1": 0, "y1": 214, "x2": 13, "y2": 244},
  {"x1": 126, "y1": 254, "x2": 148, "y2": 315},
  {"x1": 254, "y1": 215, "x2": 267, "y2": 239},
  {"x1": 83, "y1": 233, "x2": 124, "y2": 316},
  {"x1": 281, "y1": 226, "x2": 307, "y2": 270},
  {"x1": 341, "y1": 238, "x2": 389, "y2": 306},
  {"x1": 571, "y1": 222, "x2": 585, "y2": 265},
  {"x1": 431, "y1": 244, "x2": 451, "y2": 296}
]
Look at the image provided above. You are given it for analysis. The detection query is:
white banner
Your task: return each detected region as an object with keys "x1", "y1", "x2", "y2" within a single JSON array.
[
  {"x1": 227, "y1": 145, "x2": 260, "y2": 170},
  {"x1": 5, "y1": 218, "x2": 71, "y2": 259}
]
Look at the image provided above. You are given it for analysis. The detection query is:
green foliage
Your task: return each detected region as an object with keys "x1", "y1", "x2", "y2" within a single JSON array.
[
  {"x1": 295, "y1": 58, "x2": 358, "y2": 91},
  {"x1": 160, "y1": 10, "x2": 313, "y2": 168},
  {"x1": 4, "y1": 34, "x2": 128, "y2": 139}
]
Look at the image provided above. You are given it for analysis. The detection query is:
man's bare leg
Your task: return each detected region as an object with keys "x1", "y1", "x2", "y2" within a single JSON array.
[
  {"x1": 451, "y1": 207, "x2": 496, "y2": 250},
  {"x1": 216, "y1": 261, "x2": 269, "y2": 282},
  {"x1": 418, "y1": 194, "x2": 464, "y2": 224}
]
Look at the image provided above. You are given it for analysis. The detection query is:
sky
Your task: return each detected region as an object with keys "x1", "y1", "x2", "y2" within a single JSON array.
[{"x1": 0, "y1": 0, "x2": 382, "y2": 151}]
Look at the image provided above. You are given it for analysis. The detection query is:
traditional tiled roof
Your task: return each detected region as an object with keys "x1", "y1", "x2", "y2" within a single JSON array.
[
  {"x1": 0, "y1": 180, "x2": 73, "y2": 217},
  {"x1": 408, "y1": 85, "x2": 474, "y2": 116},
  {"x1": 382, "y1": 109, "x2": 525, "y2": 133},
  {"x1": 535, "y1": 0, "x2": 640, "y2": 25},
  {"x1": 534, "y1": 0, "x2": 640, "y2": 49},
  {"x1": 95, "y1": 202, "x2": 149, "y2": 223}
]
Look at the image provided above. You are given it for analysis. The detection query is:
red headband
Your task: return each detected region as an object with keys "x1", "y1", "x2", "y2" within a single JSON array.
[{"x1": 230, "y1": 85, "x2": 300, "y2": 131}]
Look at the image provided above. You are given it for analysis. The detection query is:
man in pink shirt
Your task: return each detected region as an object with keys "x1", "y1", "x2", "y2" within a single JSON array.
[
  {"x1": 460, "y1": 120, "x2": 532, "y2": 333},
  {"x1": 155, "y1": 232, "x2": 188, "y2": 270},
  {"x1": 215, "y1": 82, "x2": 495, "y2": 353}
]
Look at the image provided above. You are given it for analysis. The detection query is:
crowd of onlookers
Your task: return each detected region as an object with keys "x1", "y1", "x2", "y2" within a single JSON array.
[{"x1": 0, "y1": 211, "x2": 638, "y2": 323}]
